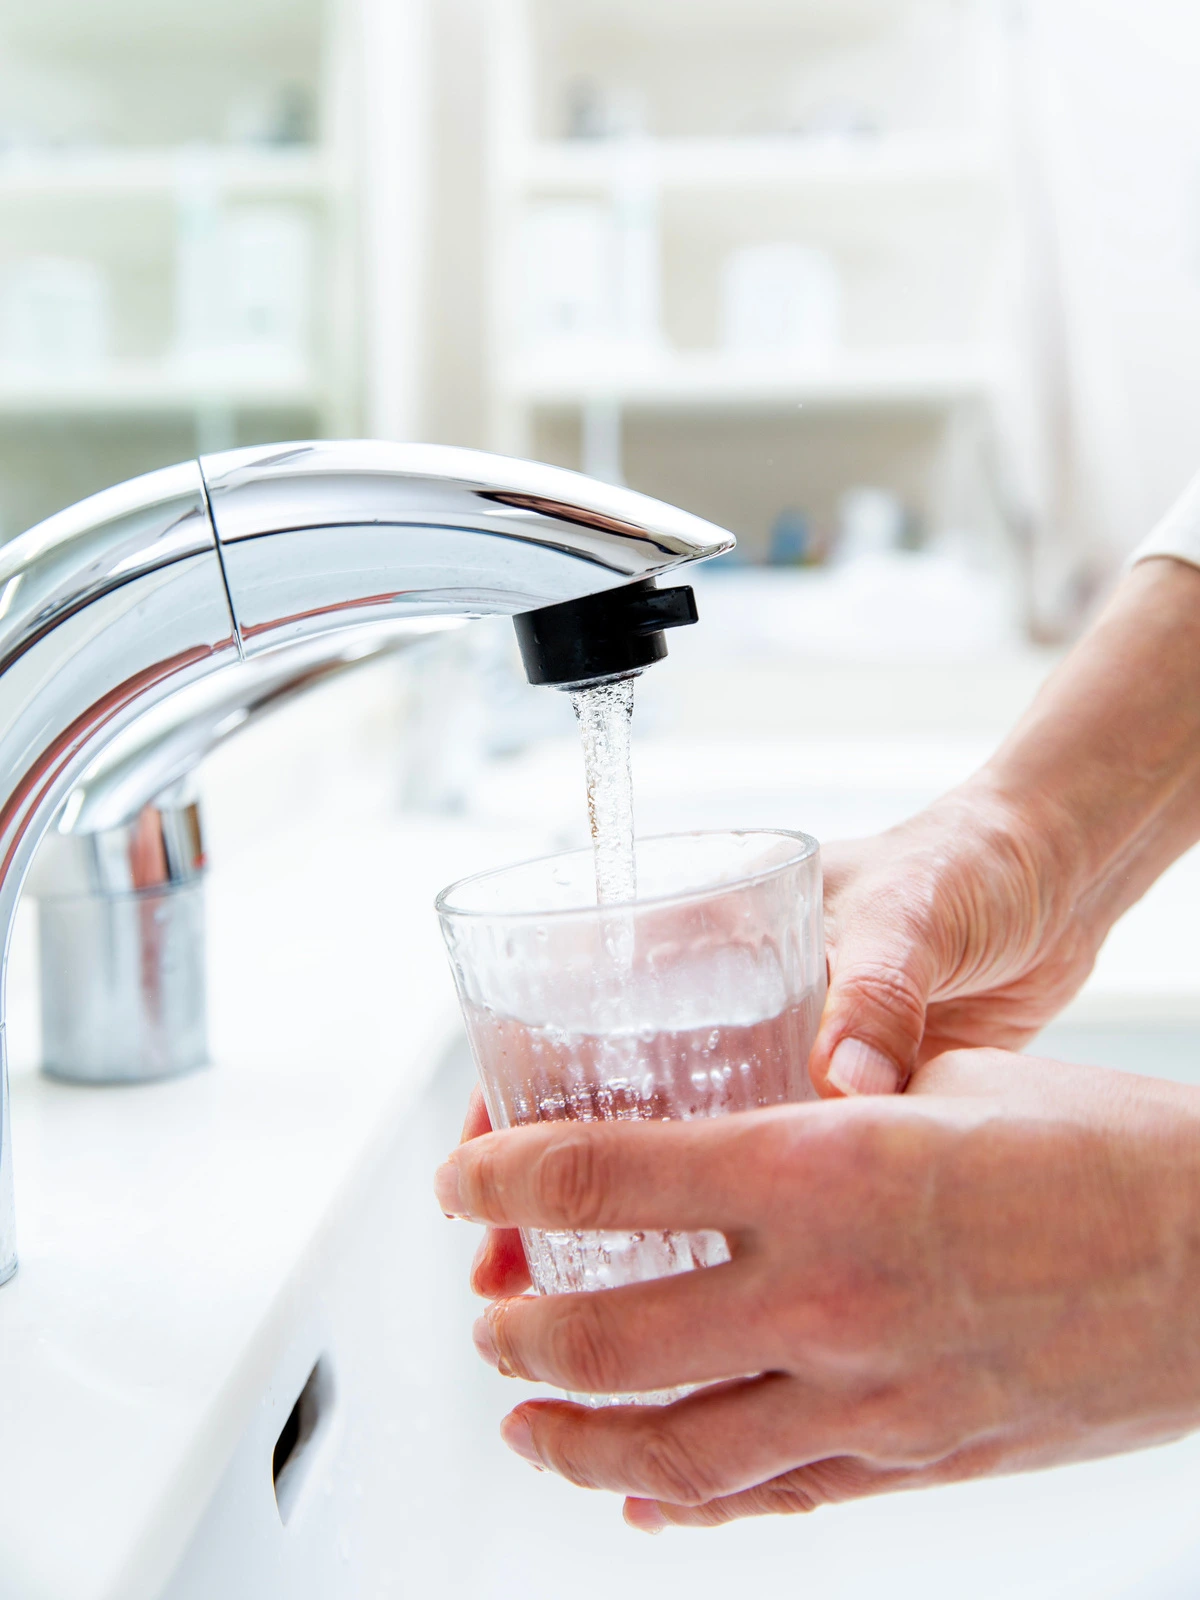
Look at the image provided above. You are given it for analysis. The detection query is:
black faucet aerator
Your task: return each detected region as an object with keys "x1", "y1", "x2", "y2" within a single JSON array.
[{"x1": 514, "y1": 579, "x2": 699, "y2": 690}]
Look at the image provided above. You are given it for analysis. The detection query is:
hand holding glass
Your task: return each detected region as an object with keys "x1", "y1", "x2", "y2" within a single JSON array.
[{"x1": 437, "y1": 830, "x2": 825, "y2": 1405}]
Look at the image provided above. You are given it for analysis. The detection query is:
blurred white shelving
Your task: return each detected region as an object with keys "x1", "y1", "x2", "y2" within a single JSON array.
[
  {"x1": 0, "y1": 148, "x2": 338, "y2": 202},
  {"x1": 531, "y1": 0, "x2": 943, "y2": 25},
  {"x1": 0, "y1": 0, "x2": 430, "y2": 537},
  {"x1": 514, "y1": 134, "x2": 1004, "y2": 195},
  {"x1": 484, "y1": 0, "x2": 1037, "y2": 574},
  {"x1": 505, "y1": 345, "x2": 1005, "y2": 412},
  {"x1": 0, "y1": 364, "x2": 321, "y2": 417}
]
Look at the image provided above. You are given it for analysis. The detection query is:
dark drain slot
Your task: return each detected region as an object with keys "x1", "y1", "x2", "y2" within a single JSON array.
[
  {"x1": 273, "y1": 1359, "x2": 333, "y2": 1523},
  {"x1": 272, "y1": 1395, "x2": 304, "y2": 1485}
]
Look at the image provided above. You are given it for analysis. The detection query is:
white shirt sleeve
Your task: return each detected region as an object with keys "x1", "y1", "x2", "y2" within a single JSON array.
[{"x1": 1130, "y1": 469, "x2": 1200, "y2": 569}]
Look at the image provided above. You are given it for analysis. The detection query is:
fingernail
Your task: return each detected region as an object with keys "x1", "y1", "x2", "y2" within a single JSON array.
[
  {"x1": 828, "y1": 1038, "x2": 901, "y2": 1097},
  {"x1": 473, "y1": 1314, "x2": 514, "y2": 1377},
  {"x1": 500, "y1": 1411, "x2": 543, "y2": 1469},
  {"x1": 434, "y1": 1160, "x2": 464, "y2": 1217},
  {"x1": 624, "y1": 1499, "x2": 667, "y2": 1534}
]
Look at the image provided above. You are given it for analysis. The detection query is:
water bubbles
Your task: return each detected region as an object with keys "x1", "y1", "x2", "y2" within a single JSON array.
[{"x1": 541, "y1": 1088, "x2": 568, "y2": 1120}]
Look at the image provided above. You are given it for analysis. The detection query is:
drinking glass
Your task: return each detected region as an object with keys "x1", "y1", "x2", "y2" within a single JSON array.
[{"x1": 436, "y1": 829, "x2": 825, "y2": 1405}]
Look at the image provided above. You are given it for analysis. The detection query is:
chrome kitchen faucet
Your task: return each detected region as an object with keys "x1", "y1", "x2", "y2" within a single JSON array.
[{"x1": 0, "y1": 440, "x2": 734, "y2": 1283}]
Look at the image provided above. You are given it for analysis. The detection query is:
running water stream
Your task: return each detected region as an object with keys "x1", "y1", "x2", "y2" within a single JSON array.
[{"x1": 570, "y1": 675, "x2": 637, "y2": 905}]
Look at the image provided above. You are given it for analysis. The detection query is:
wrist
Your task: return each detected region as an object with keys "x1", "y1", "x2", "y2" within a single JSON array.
[
  {"x1": 946, "y1": 772, "x2": 1092, "y2": 925},
  {"x1": 971, "y1": 560, "x2": 1200, "y2": 902}
]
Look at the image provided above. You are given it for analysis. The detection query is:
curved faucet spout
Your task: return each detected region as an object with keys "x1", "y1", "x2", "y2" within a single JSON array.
[
  {"x1": 0, "y1": 440, "x2": 735, "y2": 1284},
  {"x1": 199, "y1": 440, "x2": 732, "y2": 655}
]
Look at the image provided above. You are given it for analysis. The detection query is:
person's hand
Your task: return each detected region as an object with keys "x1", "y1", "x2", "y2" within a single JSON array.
[
  {"x1": 435, "y1": 1050, "x2": 1200, "y2": 1530},
  {"x1": 809, "y1": 787, "x2": 1098, "y2": 1097},
  {"x1": 811, "y1": 556, "x2": 1200, "y2": 1098}
]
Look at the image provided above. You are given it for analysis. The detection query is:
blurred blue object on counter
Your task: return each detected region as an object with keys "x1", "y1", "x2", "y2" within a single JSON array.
[{"x1": 768, "y1": 507, "x2": 811, "y2": 567}]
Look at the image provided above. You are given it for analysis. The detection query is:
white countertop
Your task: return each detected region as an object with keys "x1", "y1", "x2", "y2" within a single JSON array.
[{"x1": 0, "y1": 816, "x2": 545, "y2": 1600}]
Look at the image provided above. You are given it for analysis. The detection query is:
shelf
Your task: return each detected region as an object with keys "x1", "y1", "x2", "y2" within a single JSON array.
[
  {"x1": 3, "y1": 0, "x2": 322, "y2": 47},
  {"x1": 513, "y1": 134, "x2": 1004, "y2": 194},
  {"x1": 533, "y1": 0, "x2": 932, "y2": 36},
  {"x1": 503, "y1": 347, "x2": 1003, "y2": 411},
  {"x1": 0, "y1": 363, "x2": 324, "y2": 417},
  {"x1": 0, "y1": 147, "x2": 337, "y2": 203}
]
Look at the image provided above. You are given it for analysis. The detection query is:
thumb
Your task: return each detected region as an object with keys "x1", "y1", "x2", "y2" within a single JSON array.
[{"x1": 808, "y1": 919, "x2": 935, "y2": 1098}]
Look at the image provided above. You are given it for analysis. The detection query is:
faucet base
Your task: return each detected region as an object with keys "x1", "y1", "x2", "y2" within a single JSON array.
[{"x1": 38, "y1": 880, "x2": 209, "y2": 1085}]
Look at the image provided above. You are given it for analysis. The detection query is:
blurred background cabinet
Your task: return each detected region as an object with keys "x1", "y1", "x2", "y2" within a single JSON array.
[{"x1": 483, "y1": 0, "x2": 1037, "y2": 592}]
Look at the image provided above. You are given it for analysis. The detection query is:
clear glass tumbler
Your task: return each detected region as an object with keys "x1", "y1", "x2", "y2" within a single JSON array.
[{"x1": 436, "y1": 829, "x2": 825, "y2": 1405}]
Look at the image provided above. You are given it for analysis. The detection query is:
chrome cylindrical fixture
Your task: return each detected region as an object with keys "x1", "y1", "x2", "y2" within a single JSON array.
[{"x1": 33, "y1": 795, "x2": 207, "y2": 1083}]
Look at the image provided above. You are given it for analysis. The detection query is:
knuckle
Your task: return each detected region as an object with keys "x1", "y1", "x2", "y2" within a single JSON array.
[
  {"x1": 547, "y1": 1298, "x2": 623, "y2": 1394},
  {"x1": 760, "y1": 1478, "x2": 824, "y2": 1516},
  {"x1": 532, "y1": 1135, "x2": 609, "y2": 1227},
  {"x1": 678, "y1": 1498, "x2": 737, "y2": 1528},
  {"x1": 875, "y1": 1387, "x2": 963, "y2": 1468},
  {"x1": 466, "y1": 1140, "x2": 506, "y2": 1223},
  {"x1": 841, "y1": 961, "x2": 927, "y2": 1043},
  {"x1": 838, "y1": 1384, "x2": 955, "y2": 1469},
  {"x1": 633, "y1": 1425, "x2": 722, "y2": 1507},
  {"x1": 776, "y1": 1457, "x2": 874, "y2": 1510},
  {"x1": 545, "y1": 1433, "x2": 604, "y2": 1491},
  {"x1": 486, "y1": 1300, "x2": 532, "y2": 1381}
]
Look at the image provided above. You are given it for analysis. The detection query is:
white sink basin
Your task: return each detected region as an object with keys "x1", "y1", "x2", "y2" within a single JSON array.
[{"x1": 171, "y1": 742, "x2": 1200, "y2": 1596}]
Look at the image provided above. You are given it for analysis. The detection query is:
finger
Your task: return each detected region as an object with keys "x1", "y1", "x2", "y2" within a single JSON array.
[
  {"x1": 458, "y1": 1092, "x2": 526, "y2": 1290},
  {"x1": 460, "y1": 1085, "x2": 492, "y2": 1143},
  {"x1": 624, "y1": 1455, "x2": 936, "y2": 1530},
  {"x1": 477, "y1": 1256, "x2": 782, "y2": 1395},
  {"x1": 907, "y1": 1046, "x2": 1015, "y2": 1096},
  {"x1": 808, "y1": 898, "x2": 938, "y2": 1100},
  {"x1": 471, "y1": 1227, "x2": 531, "y2": 1298},
  {"x1": 500, "y1": 1372, "x2": 865, "y2": 1503},
  {"x1": 435, "y1": 1110, "x2": 799, "y2": 1233}
]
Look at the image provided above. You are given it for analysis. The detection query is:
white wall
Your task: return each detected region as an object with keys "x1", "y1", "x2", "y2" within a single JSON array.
[
  {"x1": 1017, "y1": 0, "x2": 1200, "y2": 556},
  {"x1": 425, "y1": 0, "x2": 488, "y2": 447}
]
